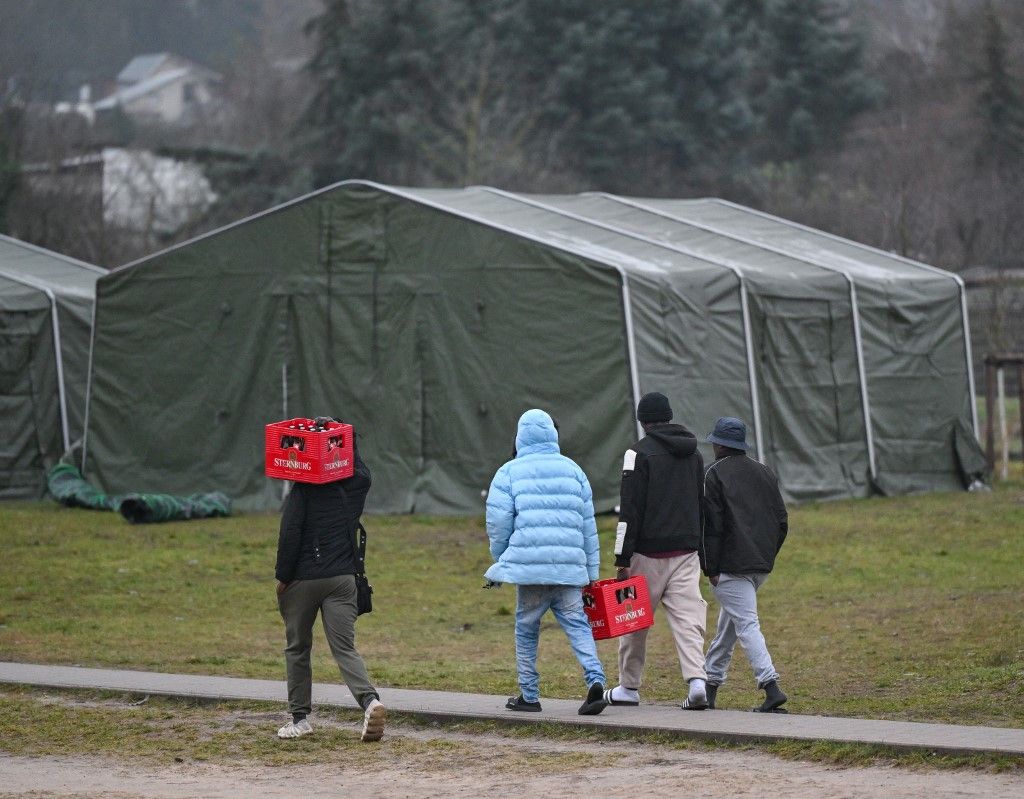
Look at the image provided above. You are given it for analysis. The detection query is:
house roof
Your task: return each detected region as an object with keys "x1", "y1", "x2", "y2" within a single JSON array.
[
  {"x1": 95, "y1": 67, "x2": 192, "y2": 110},
  {"x1": 117, "y1": 53, "x2": 172, "y2": 85}
]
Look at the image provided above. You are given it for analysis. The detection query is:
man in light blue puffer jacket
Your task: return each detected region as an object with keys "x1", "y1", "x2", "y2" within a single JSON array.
[{"x1": 485, "y1": 408, "x2": 608, "y2": 716}]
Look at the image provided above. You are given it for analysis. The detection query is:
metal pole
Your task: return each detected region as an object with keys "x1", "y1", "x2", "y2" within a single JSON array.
[
  {"x1": 984, "y1": 362, "x2": 995, "y2": 472},
  {"x1": 960, "y1": 286, "x2": 981, "y2": 438},
  {"x1": 282, "y1": 361, "x2": 289, "y2": 502},
  {"x1": 997, "y1": 367, "x2": 1009, "y2": 480},
  {"x1": 1018, "y1": 363, "x2": 1024, "y2": 472}
]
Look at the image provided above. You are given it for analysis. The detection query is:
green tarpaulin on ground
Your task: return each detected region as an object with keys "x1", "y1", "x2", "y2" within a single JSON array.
[
  {"x1": 47, "y1": 463, "x2": 231, "y2": 523},
  {"x1": 1, "y1": 235, "x2": 104, "y2": 499},
  {"x1": 82, "y1": 182, "x2": 985, "y2": 513}
]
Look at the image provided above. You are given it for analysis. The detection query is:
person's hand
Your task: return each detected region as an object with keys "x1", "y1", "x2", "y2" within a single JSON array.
[
  {"x1": 276, "y1": 580, "x2": 291, "y2": 596},
  {"x1": 709, "y1": 574, "x2": 720, "y2": 587},
  {"x1": 616, "y1": 567, "x2": 630, "y2": 581}
]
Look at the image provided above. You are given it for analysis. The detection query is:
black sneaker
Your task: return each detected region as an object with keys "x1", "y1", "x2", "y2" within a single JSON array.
[
  {"x1": 706, "y1": 683, "x2": 719, "y2": 710},
  {"x1": 578, "y1": 682, "x2": 609, "y2": 716},
  {"x1": 506, "y1": 695, "x2": 542, "y2": 712}
]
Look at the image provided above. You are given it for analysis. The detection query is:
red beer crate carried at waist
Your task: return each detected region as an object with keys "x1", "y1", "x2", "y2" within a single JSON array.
[
  {"x1": 264, "y1": 418, "x2": 354, "y2": 483},
  {"x1": 582, "y1": 575, "x2": 654, "y2": 640}
]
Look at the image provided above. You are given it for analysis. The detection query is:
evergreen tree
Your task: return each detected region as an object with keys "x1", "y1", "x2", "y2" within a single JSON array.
[
  {"x1": 975, "y1": 3, "x2": 1024, "y2": 163},
  {"x1": 753, "y1": 0, "x2": 878, "y2": 162},
  {"x1": 547, "y1": 0, "x2": 753, "y2": 190},
  {"x1": 302, "y1": 0, "x2": 553, "y2": 186},
  {"x1": 301, "y1": 0, "x2": 754, "y2": 190},
  {"x1": 0, "y1": 102, "x2": 22, "y2": 233}
]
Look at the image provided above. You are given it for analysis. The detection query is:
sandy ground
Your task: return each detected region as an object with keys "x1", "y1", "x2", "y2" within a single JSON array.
[{"x1": 2, "y1": 722, "x2": 1023, "y2": 799}]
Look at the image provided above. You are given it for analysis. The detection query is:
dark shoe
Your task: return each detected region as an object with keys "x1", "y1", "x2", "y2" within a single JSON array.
[
  {"x1": 753, "y1": 680, "x2": 787, "y2": 712},
  {"x1": 706, "y1": 683, "x2": 718, "y2": 710},
  {"x1": 578, "y1": 682, "x2": 609, "y2": 716},
  {"x1": 506, "y1": 695, "x2": 541, "y2": 712}
]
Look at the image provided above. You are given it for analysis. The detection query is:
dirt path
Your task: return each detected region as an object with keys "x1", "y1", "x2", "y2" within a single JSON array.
[{"x1": 2, "y1": 724, "x2": 1022, "y2": 799}]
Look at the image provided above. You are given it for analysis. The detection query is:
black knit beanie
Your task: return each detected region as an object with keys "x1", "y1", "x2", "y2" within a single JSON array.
[{"x1": 636, "y1": 392, "x2": 673, "y2": 424}]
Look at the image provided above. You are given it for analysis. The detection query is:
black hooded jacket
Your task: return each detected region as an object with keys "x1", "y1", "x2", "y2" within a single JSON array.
[
  {"x1": 275, "y1": 451, "x2": 371, "y2": 583},
  {"x1": 614, "y1": 423, "x2": 704, "y2": 567}
]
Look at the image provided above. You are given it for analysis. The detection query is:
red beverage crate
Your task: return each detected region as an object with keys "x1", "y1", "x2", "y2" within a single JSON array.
[
  {"x1": 265, "y1": 418, "x2": 354, "y2": 483},
  {"x1": 582, "y1": 575, "x2": 654, "y2": 640}
]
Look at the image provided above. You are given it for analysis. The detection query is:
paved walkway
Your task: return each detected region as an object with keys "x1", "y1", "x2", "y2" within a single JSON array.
[{"x1": 3, "y1": 662, "x2": 1023, "y2": 757}]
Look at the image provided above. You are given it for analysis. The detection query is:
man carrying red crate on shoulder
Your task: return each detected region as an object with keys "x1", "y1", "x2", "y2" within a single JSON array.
[{"x1": 606, "y1": 392, "x2": 710, "y2": 710}]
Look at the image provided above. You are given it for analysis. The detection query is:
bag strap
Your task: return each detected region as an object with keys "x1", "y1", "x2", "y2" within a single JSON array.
[{"x1": 355, "y1": 522, "x2": 367, "y2": 576}]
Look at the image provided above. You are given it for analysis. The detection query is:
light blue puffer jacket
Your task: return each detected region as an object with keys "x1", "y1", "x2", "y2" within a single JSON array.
[{"x1": 484, "y1": 409, "x2": 599, "y2": 586}]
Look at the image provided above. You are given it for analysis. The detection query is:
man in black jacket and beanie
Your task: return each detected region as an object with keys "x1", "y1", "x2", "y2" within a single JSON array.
[
  {"x1": 701, "y1": 417, "x2": 789, "y2": 713},
  {"x1": 604, "y1": 392, "x2": 710, "y2": 711},
  {"x1": 274, "y1": 433, "x2": 385, "y2": 742}
]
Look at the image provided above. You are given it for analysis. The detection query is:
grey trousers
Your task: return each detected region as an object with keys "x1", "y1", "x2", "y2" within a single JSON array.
[
  {"x1": 704, "y1": 572, "x2": 779, "y2": 688},
  {"x1": 278, "y1": 574, "x2": 377, "y2": 715}
]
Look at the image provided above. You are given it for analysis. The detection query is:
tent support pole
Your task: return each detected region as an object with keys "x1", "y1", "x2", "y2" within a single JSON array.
[
  {"x1": 282, "y1": 361, "x2": 289, "y2": 502},
  {"x1": 82, "y1": 292, "x2": 98, "y2": 473},
  {"x1": 0, "y1": 269, "x2": 71, "y2": 453},
  {"x1": 959, "y1": 285, "x2": 980, "y2": 438},
  {"x1": 739, "y1": 283, "x2": 765, "y2": 461},
  {"x1": 848, "y1": 282, "x2": 878, "y2": 481},
  {"x1": 619, "y1": 272, "x2": 644, "y2": 440}
]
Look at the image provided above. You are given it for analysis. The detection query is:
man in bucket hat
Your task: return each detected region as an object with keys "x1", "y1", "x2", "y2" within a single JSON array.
[
  {"x1": 605, "y1": 392, "x2": 710, "y2": 711},
  {"x1": 701, "y1": 417, "x2": 790, "y2": 712}
]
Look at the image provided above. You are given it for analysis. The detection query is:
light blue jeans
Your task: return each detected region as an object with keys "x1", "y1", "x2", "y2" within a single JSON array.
[
  {"x1": 515, "y1": 585, "x2": 606, "y2": 703},
  {"x1": 704, "y1": 573, "x2": 780, "y2": 689}
]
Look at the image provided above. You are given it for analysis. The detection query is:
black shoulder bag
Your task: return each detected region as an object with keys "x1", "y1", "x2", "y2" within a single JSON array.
[{"x1": 354, "y1": 522, "x2": 373, "y2": 615}]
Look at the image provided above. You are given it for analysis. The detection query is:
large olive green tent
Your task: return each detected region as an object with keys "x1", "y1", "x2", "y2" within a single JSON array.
[
  {"x1": 1, "y1": 234, "x2": 104, "y2": 498},
  {"x1": 82, "y1": 182, "x2": 981, "y2": 513}
]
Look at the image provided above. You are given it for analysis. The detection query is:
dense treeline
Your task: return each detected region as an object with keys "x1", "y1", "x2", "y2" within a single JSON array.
[
  {"x1": 0, "y1": 0, "x2": 1022, "y2": 273},
  {"x1": 303, "y1": 0, "x2": 877, "y2": 193}
]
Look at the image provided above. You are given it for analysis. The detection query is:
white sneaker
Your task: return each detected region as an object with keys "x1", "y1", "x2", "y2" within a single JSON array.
[
  {"x1": 682, "y1": 678, "x2": 708, "y2": 711},
  {"x1": 603, "y1": 686, "x2": 640, "y2": 706},
  {"x1": 361, "y1": 698, "x2": 386, "y2": 742},
  {"x1": 277, "y1": 718, "x2": 313, "y2": 738}
]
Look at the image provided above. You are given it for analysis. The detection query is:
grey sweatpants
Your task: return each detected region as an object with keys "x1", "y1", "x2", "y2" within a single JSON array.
[
  {"x1": 704, "y1": 572, "x2": 779, "y2": 688},
  {"x1": 278, "y1": 574, "x2": 377, "y2": 715}
]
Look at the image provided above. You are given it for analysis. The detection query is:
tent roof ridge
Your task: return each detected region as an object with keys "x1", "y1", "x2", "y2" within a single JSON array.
[
  {"x1": 111, "y1": 180, "x2": 678, "y2": 278},
  {"x1": 709, "y1": 198, "x2": 963, "y2": 287},
  {"x1": 479, "y1": 187, "x2": 746, "y2": 282},
  {"x1": 0, "y1": 234, "x2": 106, "y2": 274},
  {"x1": 599, "y1": 193, "x2": 861, "y2": 285}
]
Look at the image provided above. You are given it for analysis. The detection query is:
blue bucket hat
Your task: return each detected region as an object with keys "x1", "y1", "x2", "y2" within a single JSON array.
[{"x1": 706, "y1": 417, "x2": 750, "y2": 450}]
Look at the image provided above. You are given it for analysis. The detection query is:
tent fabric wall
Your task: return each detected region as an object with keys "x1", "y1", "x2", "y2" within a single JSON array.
[
  {"x1": 86, "y1": 184, "x2": 635, "y2": 513},
  {"x1": 0, "y1": 235, "x2": 102, "y2": 499},
  {"x1": 82, "y1": 182, "x2": 978, "y2": 513},
  {"x1": 521, "y1": 192, "x2": 871, "y2": 501},
  {"x1": 646, "y1": 200, "x2": 974, "y2": 496}
]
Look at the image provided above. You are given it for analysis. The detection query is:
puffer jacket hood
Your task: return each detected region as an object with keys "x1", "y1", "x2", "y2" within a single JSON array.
[
  {"x1": 645, "y1": 423, "x2": 698, "y2": 457},
  {"x1": 484, "y1": 409, "x2": 599, "y2": 587},
  {"x1": 515, "y1": 409, "x2": 560, "y2": 456}
]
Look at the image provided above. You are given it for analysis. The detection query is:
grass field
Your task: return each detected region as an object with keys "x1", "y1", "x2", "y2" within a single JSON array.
[{"x1": 1, "y1": 465, "x2": 1022, "y2": 728}]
